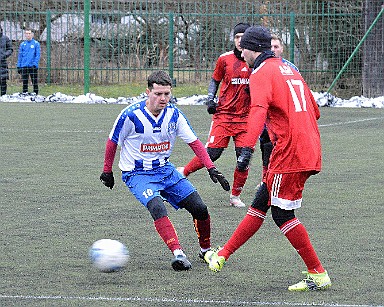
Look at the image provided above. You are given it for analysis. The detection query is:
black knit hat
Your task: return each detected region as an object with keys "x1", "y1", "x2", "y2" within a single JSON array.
[
  {"x1": 240, "y1": 26, "x2": 272, "y2": 52},
  {"x1": 233, "y1": 22, "x2": 251, "y2": 37}
]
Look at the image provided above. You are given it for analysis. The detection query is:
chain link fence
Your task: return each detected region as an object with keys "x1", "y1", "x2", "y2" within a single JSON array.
[{"x1": 1, "y1": 0, "x2": 383, "y2": 97}]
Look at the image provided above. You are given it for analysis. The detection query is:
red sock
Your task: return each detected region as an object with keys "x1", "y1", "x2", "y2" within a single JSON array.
[
  {"x1": 193, "y1": 215, "x2": 211, "y2": 249},
  {"x1": 154, "y1": 216, "x2": 181, "y2": 253},
  {"x1": 281, "y1": 218, "x2": 325, "y2": 274},
  {"x1": 231, "y1": 168, "x2": 249, "y2": 196},
  {"x1": 219, "y1": 207, "x2": 266, "y2": 260},
  {"x1": 184, "y1": 156, "x2": 204, "y2": 176}
]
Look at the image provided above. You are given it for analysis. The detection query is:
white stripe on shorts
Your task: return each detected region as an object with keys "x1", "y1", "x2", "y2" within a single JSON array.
[
  {"x1": 271, "y1": 174, "x2": 282, "y2": 198},
  {"x1": 271, "y1": 173, "x2": 302, "y2": 210}
]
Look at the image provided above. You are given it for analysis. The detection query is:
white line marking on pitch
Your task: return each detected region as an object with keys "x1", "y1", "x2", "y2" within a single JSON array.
[
  {"x1": 318, "y1": 117, "x2": 383, "y2": 127},
  {"x1": 0, "y1": 294, "x2": 380, "y2": 307}
]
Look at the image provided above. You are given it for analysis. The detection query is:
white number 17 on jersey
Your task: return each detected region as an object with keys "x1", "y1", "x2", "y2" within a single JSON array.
[{"x1": 286, "y1": 79, "x2": 307, "y2": 112}]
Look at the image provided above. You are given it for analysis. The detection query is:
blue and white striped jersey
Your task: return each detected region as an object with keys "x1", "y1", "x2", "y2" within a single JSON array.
[{"x1": 109, "y1": 100, "x2": 198, "y2": 171}]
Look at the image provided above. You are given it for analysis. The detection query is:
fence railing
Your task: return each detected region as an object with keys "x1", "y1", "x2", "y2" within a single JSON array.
[{"x1": 2, "y1": 0, "x2": 383, "y2": 97}]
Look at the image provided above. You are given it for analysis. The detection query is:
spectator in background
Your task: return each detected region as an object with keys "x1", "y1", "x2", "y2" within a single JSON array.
[
  {"x1": 17, "y1": 29, "x2": 40, "y2": 95},
  {"x1": 0, "y1": 25, "x2": 13, "y2": 96}
]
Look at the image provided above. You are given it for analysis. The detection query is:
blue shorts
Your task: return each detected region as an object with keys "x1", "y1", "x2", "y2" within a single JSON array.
[{"x1": 121, "y1": 163, "x2": 196, "y2": 210}]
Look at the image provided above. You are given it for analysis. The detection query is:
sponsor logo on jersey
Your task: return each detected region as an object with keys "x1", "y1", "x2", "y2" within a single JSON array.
[
  {"x1": 231, "y1": 78, "x2": 249, "y2": 85},
  {"x1": 279, "y1": 65, "x2": 294, "y2": 76},
  {"x1": 141, "y1": 141, "x2": 170, "y2": 152}
]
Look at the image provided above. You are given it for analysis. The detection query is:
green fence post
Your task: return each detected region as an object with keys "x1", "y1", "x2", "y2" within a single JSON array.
[
  {"x1": 289, "y1": 11, "x2": 295, "y2": 64},
  {"x1": 83, "y1": 0, "x2": 91, "y2": 94},
  {"x1": 168, "y1": 12, "x2": 175, "y2": 86},
  {"x1": 46, "y1": 11, "x2": 51, "y2": 85}
]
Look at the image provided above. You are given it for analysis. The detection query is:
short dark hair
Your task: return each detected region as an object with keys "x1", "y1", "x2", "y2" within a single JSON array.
[{"x1": 147, "y1": 71, "x2": 172, "y2": 89}]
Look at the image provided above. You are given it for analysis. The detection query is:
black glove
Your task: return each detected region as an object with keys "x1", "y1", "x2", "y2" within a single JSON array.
[
  {"x1": 208, "y1": 167, "x2": 230, "y2": 191},
  {"x1": 100, "y1": 172, "x2": 114, "y2": 189},
  {"x1": 237, "y1": 147, "x2": 254, "y2": 172},
  {"x1": 207, "y1": 99, "x2": 217, "y2": 114},
  {"x1": 17, "y1": 67, "x2": 22, "y2": 74}
]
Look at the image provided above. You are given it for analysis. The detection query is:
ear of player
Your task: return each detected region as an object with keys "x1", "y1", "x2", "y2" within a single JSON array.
[{"x1": 208, "y1": 167, "x2": 230, "y2": 191}]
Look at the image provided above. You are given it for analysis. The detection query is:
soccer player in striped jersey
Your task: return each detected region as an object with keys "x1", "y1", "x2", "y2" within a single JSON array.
[{"x1": 100, "y1": 70, "x2": 230, "y2": 271}]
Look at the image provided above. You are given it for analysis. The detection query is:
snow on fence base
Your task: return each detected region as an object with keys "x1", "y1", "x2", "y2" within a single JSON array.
[{"x1": 1, "y1": 91, "x2": 383, "y2": 108}]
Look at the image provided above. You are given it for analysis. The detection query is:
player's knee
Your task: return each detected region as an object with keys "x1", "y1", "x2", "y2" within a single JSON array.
[
  {"x1": 207, "y1": 147, "x2": 224, "y2": 162},
  {"x1": 179, "y1": 191, "x2": 208, "y2": 220},
  {"x1": 271, "y1": 206, "x2": 295, "y2": 227},
  {"x1": 235, "y1": 147, "x2": 244, "y2": 159},
  {"x1": 251, "y1": 183, "x2": 270, "y2": 213},
  {"x1": 147, "y1": 197, "x2": 168, "y2": 221}
]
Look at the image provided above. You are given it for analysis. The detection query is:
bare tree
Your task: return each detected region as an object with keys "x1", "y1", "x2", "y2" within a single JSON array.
[{"x1": 362, "y1": 0, "x2": 384, "y2": 97}]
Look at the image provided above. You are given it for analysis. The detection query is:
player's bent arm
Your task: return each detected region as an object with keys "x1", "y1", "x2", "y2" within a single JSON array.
[
  {"x1": 188, "y1": 139, "x2": 215, "y2": 169},
  {"x1": 244, "y1": 106, "x2": 268, "y2": 148},
  {"x1": 188, "y1": 139, "x2": 230, "y2": 191},
  {"x1": 208, "y1": 78, "x2": 220, "y2": 100},
  {"x1": 103, "y1": 138, "x2": 118, "y2": 173}
]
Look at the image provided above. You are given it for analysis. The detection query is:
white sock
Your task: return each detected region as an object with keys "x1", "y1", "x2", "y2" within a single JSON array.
[
  {"x1": 173, "y1": 249, "x2": 185, "y2": 257},
  {"x1": 200, "y1": 247, "x2": 210, "y2": 253}
]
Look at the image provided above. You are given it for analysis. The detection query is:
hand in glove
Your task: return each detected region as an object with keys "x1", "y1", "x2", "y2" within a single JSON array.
[
  {"x1": 237, "y1": 147, "x2": 254, "y2": 172},
  {"x1": 100, "y1": 172, "x2": 114, "y2": 189},
  {"x1": 207, "y1": 99, "x2": 218, "y2": 114},
  {"x1": 208, "y1": 167, "x2": 230, "y2": 191}
]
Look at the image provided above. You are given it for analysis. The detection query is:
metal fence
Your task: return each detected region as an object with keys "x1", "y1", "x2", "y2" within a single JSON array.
[{"x1": 2, "y1": 0, "x2": 383, "y2": 97}]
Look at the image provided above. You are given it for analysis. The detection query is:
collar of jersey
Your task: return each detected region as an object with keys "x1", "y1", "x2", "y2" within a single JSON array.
[{"x1": 141, "y1": 102, "x2": 167, "y2": 129}]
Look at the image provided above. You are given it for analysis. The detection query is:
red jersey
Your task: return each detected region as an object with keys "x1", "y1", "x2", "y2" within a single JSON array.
[
  {"x1": 245, "y1": 57, "x2": 321, "y2": 173},
  {"x1": 212, "y1": 51, "x2": 252, "y2": 122}
]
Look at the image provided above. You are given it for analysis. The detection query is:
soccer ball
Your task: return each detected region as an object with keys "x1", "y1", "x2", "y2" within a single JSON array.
[{"x1": 89, "y1": 239, "x2": 129, "y2": 273}]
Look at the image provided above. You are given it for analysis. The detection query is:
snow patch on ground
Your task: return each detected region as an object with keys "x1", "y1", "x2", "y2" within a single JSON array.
[{"x1": 1, "y1": 91, "x2": 383, "y2": 108}]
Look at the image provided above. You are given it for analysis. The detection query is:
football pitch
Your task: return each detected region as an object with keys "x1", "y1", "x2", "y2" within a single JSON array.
[{"x1": 1, "y1": 102, "x2": 383, "y2": 306}]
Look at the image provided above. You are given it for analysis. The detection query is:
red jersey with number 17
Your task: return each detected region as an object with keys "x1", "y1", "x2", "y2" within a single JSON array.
[
  {"x1": 246, "y1": 57, "x2": 321, "y2": 173},
  {"x1": 212, "y1": 51, "x2": 252, "y2": 122}
]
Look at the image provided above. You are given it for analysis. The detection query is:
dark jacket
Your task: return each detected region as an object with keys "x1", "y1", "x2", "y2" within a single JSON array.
[{"x1": 0, "y1": 30, "x2": 13, "y2": 79}]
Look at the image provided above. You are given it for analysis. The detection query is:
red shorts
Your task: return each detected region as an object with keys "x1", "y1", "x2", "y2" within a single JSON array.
[
  {"x1": 205, "y1": 120, "x2": 248, "y2": 148},
  {"x1": 265, "y1": 172, "x2": 313, "y2": 210}
]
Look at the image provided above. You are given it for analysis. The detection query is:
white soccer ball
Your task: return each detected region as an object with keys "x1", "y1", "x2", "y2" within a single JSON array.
[{"x1": 89, "y1": 239, "x2": 129, "y2": 273}]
